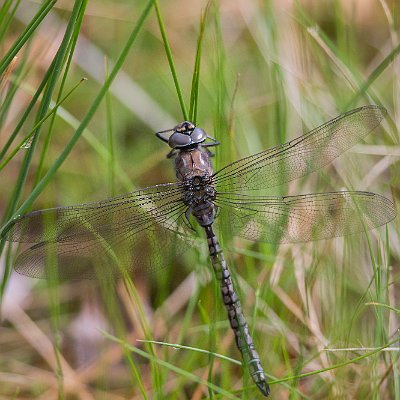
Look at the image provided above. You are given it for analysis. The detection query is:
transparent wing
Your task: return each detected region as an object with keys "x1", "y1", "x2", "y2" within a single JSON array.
[
  {"x1": 13, "y1": 221, "x2": 189, "y2": 279},
  {"x1": 7, "y1": 183, "x2": 186, "y2": 243},
  {"x1": 215, "y1": 191, "x2": 396, "y2": 243},
  {"x1": 6, "y1": 183, "x2": 193, "y2": 278},
  {"x1": 212, "y1": 106, "x2": 386, "y2": 192}
]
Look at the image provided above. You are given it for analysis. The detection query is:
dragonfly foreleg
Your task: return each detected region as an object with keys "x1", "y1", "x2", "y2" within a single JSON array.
[{"x1": 166, "y1": 148, "x2": 178, "y2": 159}]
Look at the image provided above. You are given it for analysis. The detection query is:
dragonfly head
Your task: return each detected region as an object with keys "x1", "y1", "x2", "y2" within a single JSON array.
[
  {"x1": 156, "y1": 121, "x2": 207, "y2": 149},
  {"x1": 175, "y1": 121, "x2": 195, "y2": 133}
]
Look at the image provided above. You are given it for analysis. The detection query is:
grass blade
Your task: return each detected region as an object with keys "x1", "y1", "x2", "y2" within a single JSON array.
[
  {"x1": 0, "y1": 0, "x2": 22, "y2": 43},
  {"x1": 0, "y1": 56, "x2": 57, "y2": 162},
  {"x1": 104, "y1": 57, "x2": 116, "y2": 196},
  {"x1": 189, "y1": 2, "x2": 210, "y2": 123},
  {"x1": 103, "y1": 331, "x2": 239, "y2": 399},
  {"x1": 34, "y1": 0, "x2": 88, "y2": 184},
  {"x1": 0, "y1": 0, "x2": 57, "y2": 76},
  {"x1": 153, "y1": 0, "x2": 188, "y2": 120},
  {"x1": 0, "y1": 78, "x2": 86, "y2": 171},
  {"x1": 1, "y1": 0, "x2": 89, "y2": 292},
  {"x1": 346, "y1": 42, "x2": 400, "y2": 108},
  {"x1": 0, "y1": 0, "x2": 154, "y2": 238}
]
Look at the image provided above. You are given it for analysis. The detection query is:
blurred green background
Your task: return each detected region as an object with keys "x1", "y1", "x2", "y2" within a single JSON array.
[{"x1": 0, "y1": 0, "x2": 399, "y2": 398}]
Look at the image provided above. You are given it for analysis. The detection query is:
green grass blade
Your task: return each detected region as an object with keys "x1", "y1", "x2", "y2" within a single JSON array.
[
  {"x1": 346, "y1": 42, "x2": 400, "y2": 108},
  {"x1": 272, "y1": 337, "x2": 400, "y2": 386},
  {"x1": 0, "y1": 0, "x2": 154, "y2": 238},
  {"x1": 0, "y1": 57, "x2": 56, "y2": 162},
  {"x1": 0, "y1": 78, "x2": 86, "y2": 171},
  {"x1": 137, "y1": 339, "x2": 242, "y2": 365},
  {"x1": 6, "y1": 0, "x2": 87, "y2": 209},
  {"x1": 0, "y1": 54, "x2": 27, "y2": 129},
  {"x1": 0, "y1": 0, "x2": 88, "y2": 292},
  {"x1": 153, "y1": 0, "x2": 188, "y2": 120},
  {"x1": 5, "y1": 80, "x2": 135, "y2": 191},
  {"x1": 34, "y1": 0, "x2": 88, "y2": 184},
  {"x1": 104, "y1": 57, "x2": 116, "y2": 196},
  {"x1": 0, "y1": 0, "x2": 21, "y2": 43},
  {"x1": 122, "y1": 274, "x2": 162, "y2": 397},
  {"x1": 0, "y1": 0, "x2": 13, "y2": 24},
  {"x1": 0, "y1": 0, "x2": 57, "y2": 77},
  {"x1": 0, "y1": 54, "x2": 19, "y2": 109},
  {"x1": 212, "y1": 2, "x2": 229, "y2": 169},
  {"x1": 102, "y1": 331, "x2": 239, "y2": 399},
  {"x1": 2, "y1": 0, "x2": 87, "y2": 224},
  {"x1": 189, "y1": 2, "x2": 210, "y2": 123},
  {"x1": 365, "y1": 302, "x2": 400, "y2": 314}
]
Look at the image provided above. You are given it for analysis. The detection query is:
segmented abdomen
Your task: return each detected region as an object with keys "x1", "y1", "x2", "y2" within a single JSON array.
[{"x1": 204, "y1": 225, "x2": 270, "y2": 396}]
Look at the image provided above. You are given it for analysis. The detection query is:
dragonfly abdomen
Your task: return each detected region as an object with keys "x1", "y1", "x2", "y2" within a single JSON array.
[{"x1": 204, "y1": 225, "x2": 270, "y2": 397}]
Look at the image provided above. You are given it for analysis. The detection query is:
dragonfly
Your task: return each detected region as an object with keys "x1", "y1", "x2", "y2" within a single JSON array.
[{"x1": 3, "y1": 105, "x2": 396, "y2": 397}]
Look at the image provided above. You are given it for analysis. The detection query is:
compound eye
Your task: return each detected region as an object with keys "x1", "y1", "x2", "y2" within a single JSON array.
[
  {"x1": 191, "y1": 127, "x2": 207, "y2": 143},
  {"x1": 168, "y1": 132, "x2": 191, "y2": 148}
]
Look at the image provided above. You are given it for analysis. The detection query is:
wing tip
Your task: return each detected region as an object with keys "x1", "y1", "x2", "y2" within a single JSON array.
[{"x1": 360, "y1": 104, "x2": 388, "y2": 122}]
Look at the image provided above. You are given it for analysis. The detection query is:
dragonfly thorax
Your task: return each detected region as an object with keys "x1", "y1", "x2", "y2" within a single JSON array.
[
  {"x1": 175, "y1": 147, "x2": 214, "y2": 181},
  {"x1": 174, "y1": 144, "x2": 217, "y2": 227}
]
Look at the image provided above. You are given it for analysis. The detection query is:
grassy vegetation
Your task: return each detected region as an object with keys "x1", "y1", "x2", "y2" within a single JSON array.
[{"x1": 0, "y1": 0, "x2": 399, "y2": 398}]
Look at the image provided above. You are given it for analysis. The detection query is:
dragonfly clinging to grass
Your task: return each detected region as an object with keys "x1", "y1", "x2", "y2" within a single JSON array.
[{"x1": 3, "y1": 105, "x2": 396, "y2": 396}]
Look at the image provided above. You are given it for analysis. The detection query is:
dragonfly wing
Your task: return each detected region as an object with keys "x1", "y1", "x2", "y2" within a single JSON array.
[
  {"x1": 212, "y1": 106, "x2": 386, "y2": 192},
  {"x1": 5, "y1": 183, "x2": 195, "y2": 279},
  {"x1": 215, "y1": 191, "x2": 396, "y2": 243},
  {"x1": 14, "y1": 221, "x2": 190, "y2": 279},
  {"x1": 6, "y1": 183, "x2": 187, "y2": 243}
]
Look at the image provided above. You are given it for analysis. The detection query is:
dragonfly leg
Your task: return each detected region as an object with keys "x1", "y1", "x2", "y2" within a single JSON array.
[
  {"x1": 166, "y1": 148, "x2": 178, "y2": 158},
  {"x1": 183, "y1": 207, "x2": 196, "y2": 231}
]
